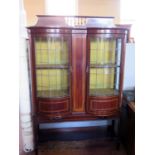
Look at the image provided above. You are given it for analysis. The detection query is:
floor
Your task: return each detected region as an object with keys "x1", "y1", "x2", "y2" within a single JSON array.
[
  {"x1": 21, "y1": 127, "x2": 128, "y2": 155},
  {"x1": 36, "y1": 138, "x2": 127, "y2": 155}
]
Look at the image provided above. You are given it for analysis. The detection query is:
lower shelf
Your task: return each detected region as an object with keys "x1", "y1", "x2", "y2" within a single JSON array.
[
  {"x1": 89, "y1": 89, "x2": 119, "y2": 96},
  {"x1": 37, "y1": 90, "x2": 69, "y2": 98},
  {"x1": 38, "y1": 126, "x2": 110, "y2": 142}
]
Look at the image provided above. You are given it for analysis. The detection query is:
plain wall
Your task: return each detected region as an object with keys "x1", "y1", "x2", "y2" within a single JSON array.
[
  {"x1": 23, "y1": 0, "x2": 120, "y2": 26},
  {"x1": 78, "y1": 0, "x2": 120, "y2": 24},
  {"x1": 23, "y1": 0, "x2": 45, "y2": 26},
  {"x1": 123, "y1": 43, "x2": 135, "y2": 90}
]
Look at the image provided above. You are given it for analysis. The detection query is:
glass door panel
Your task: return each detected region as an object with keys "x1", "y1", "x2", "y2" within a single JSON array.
[
  {"x1": 90, "y1": 38, "x2": 121, "y2": 66},
  {"x1": 36, "y1": 69, "x2": 69, "y2": 98},
  {"x1": 35, "y1": 37, "x2": 68, "y2": 66},
  {"x1": 88, "y1": 36, "x2": 122, "y2": 96},
  {"x1": 89, "y1": 68, "x2": 119, "y2": 96},
  {"x1": 90, "y1": 38, "x2": 116, "y2": 65},
  {"x1": 34, "y1": 35, "x2": 70, "y2": 98}
]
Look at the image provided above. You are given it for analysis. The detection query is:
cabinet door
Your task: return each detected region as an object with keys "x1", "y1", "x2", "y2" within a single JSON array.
[
  {"x1": 86, "y1": 33, "x2": 125, "y2": 116},
  {"x1": 32, "y1": 34, "x2": 72, "y2": 118}
]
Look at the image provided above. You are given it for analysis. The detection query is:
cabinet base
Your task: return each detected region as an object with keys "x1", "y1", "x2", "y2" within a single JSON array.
[{"x1": 37, "y1": 111, "x2": 119, "y2": 123}]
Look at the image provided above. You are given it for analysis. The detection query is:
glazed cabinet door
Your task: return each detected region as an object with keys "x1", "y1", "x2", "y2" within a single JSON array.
[
  {"x1": 31, "y1": 31, "x2": 72, "y2": 119},
  {"x1": 86, "y1": 30, "x2": 126, "y2": 116}
]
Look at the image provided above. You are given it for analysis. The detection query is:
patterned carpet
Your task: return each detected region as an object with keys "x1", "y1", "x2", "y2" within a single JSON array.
[{"x1": 38, "y1": 138, "x2": 127, "y2": 155}]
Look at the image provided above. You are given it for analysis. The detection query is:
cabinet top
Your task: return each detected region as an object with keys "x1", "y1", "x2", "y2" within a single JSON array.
[{"x1": 27, "y1": 15, "x2": 117, "y2": 29}]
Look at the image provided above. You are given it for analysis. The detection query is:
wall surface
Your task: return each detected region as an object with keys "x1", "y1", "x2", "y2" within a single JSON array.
[
  {"x1": 23, "y1": 0, "x2": 45, "y2": 26},
  {"x1": 24, "y1": 0, "x2": 120, "y2": 26},
  {"x1": 78, "y1": 0, "x2": 120, "y2": 24},
  {"x1": 123, "y1": 43, "x2": 135, "y2": 90}
]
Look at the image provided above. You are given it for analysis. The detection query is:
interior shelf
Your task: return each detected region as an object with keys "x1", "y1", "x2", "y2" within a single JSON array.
[
  {"x1": 37, "y1": 90, "x2": 69, "y2": 98},
  {"x1": 89, "y1": 88, "x2": 119, "y2": 96},
  {"x1": 90, "y1": 63, "x2": 120, "y2": 68},
  {"x1": 36, "y1": 64, "x2": 69, "y2": 69}
]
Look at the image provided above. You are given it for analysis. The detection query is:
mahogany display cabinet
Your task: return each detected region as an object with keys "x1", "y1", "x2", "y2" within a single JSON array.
[{"x1": 27, "y1": 16, "x2": 127, "y2": 143}]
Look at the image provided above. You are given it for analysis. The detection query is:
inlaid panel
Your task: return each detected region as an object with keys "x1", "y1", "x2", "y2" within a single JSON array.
[
  {"x1": 38, "y1": 98, "x2": 69, "y2": 113},
  {"x1": 88, "y1": 96, "x2": 119, "y2": 116},
  {"x1": 72, "y1": 33, "x2": 86, "y2": 112}
]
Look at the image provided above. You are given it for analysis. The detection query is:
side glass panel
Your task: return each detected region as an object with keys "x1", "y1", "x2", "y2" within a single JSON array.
[
  {"x1": 89, "y1": 37, "x2": 121, "y2": 96},
  {"x1": 34, "y1": 36, "x2": 70, "y2": 98}
]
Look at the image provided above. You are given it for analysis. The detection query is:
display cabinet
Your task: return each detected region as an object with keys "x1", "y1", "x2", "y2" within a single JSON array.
[{"x1": 27, "y1": 16, "x2": 127, "y2": 143}]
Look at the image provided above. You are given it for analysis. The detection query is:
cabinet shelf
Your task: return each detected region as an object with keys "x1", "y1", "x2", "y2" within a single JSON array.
[
  {"x1": 37, "y1": 90, "x2": 69, "y2": 98},
  {"x1": 90, "y1": 63, "x2": 120, "y2": 68},
  {"x1": 89, "y1": 88, "x2": 119, "y2": 96},
  {"x1": 36, "y1": 64, "x2": 69, "y2": 69}
]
